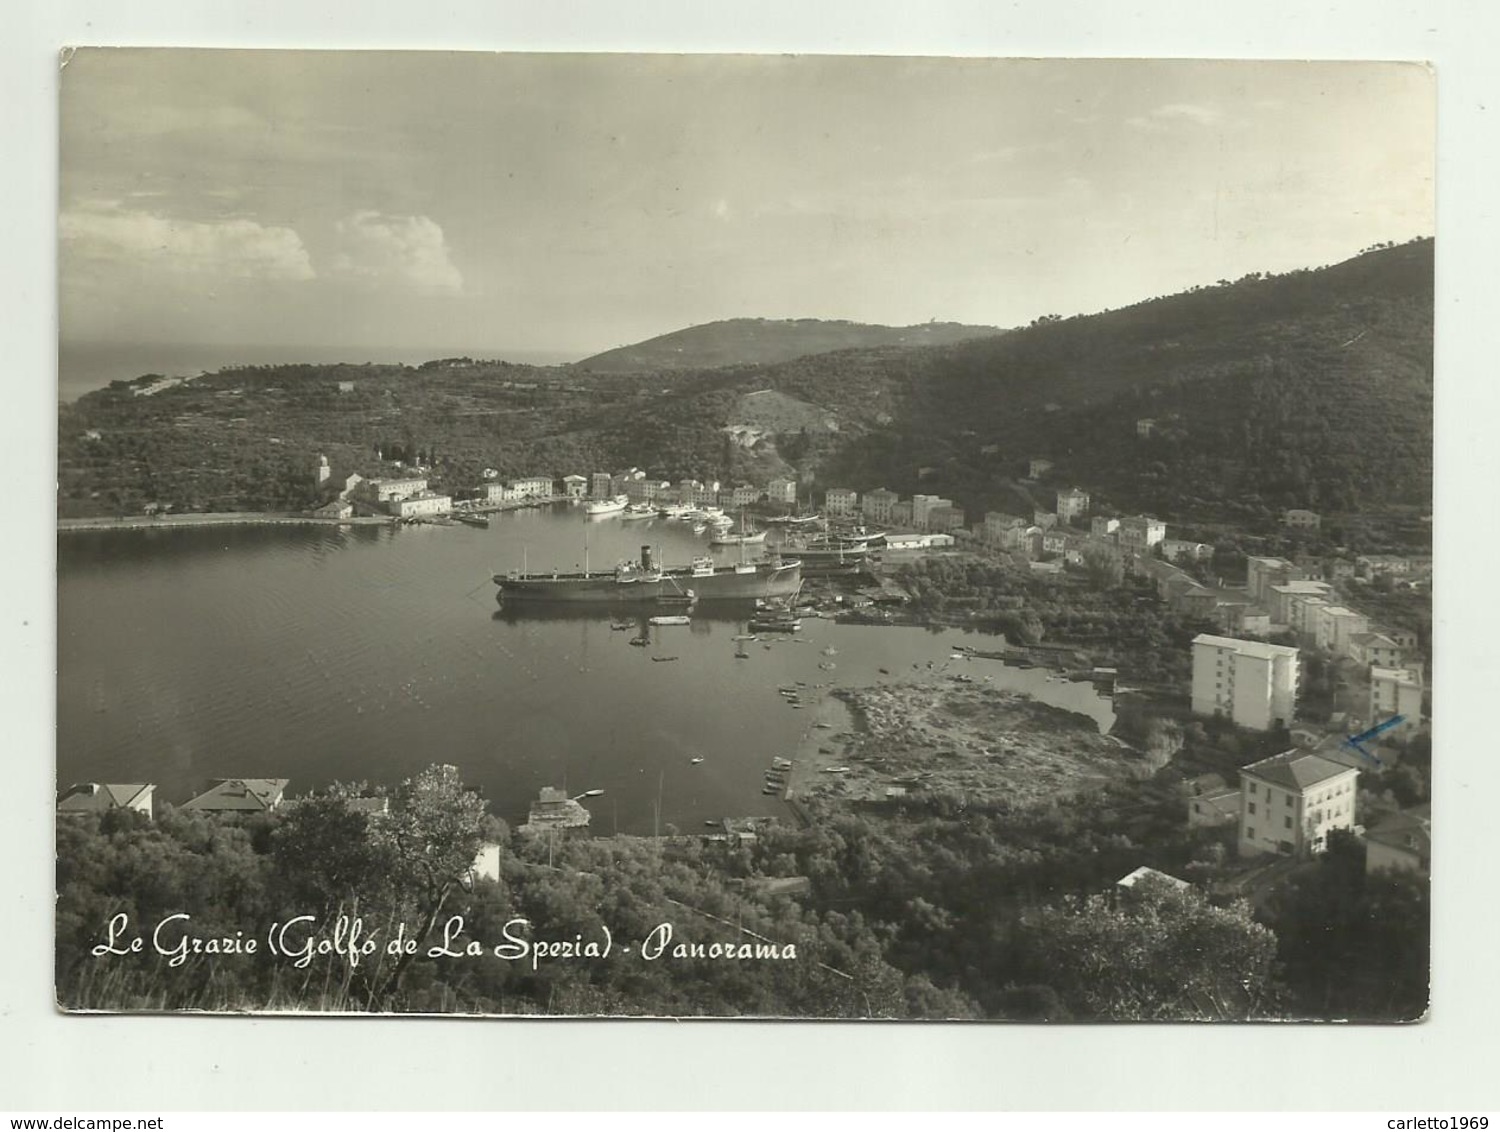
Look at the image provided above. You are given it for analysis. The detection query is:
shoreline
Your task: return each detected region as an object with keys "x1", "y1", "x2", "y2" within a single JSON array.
[{"x1": 57, "y1": 512, "x2": 395, "y2": 534}]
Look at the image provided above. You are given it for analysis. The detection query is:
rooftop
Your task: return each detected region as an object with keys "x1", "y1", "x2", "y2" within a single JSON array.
[
  {"x1": 1116, "y1": 866, "x2": 1191, "y2": 891},
  {"x1": 57, "y1": 783, "x2": 153, "y2": 813},
  {"x1": 1364, "y1": 806, "x2": 1432, "y2": 856},
  {"x1": 181, "y1": 778, "x2": 289, "y2": 812},
  {"x1": 1192, "y1": 633, "x2": 1299, "y2": 660},
  {"x1": 1241, "y1": 750, "x2": 1355, "y2": 792}
]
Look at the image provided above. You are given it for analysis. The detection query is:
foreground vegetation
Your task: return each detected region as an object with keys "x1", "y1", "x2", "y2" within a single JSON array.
[{"x1": 56, "y1": 762, "x2": 1426, "y2": 1020}]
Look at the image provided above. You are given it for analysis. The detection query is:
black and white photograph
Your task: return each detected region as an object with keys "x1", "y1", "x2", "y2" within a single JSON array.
[{"x1": 54, "y1": 50, "x2": 1434, "y2": 1021}]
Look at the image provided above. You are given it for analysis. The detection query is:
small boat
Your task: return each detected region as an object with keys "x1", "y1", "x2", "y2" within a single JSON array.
[
  {"x1": 822, "y1": 766, "x2": 851, "y2": 774},
  {"x1": 610, "y1": 620, "x2": 634, "y2": 631},
  {"x1": 580, "y1": 789, "x2": 605, "y2": 798},
  {"x1": 772, "y1": 758, "x2": 793, "y2": 769},
  {"x1": 879, "y1": 667, "x2": 891, "y2": 675},
  {"x1": 762, "y1": 786, "x2": 781, "y2": 795},
  {"x1": 704, "y1": 819, "x2": 720, "y2": 827},
  {"x1": 690, "y1": 757, "x2": 705, "y2": 765},
  {"x1": 733, "y1": 634, "x2": 759, "y2": 642},
  {"x1": 652, "y1": 656, "x2": 679, "y2": 663},
  {"x1": 647, "y1": 615, "x2": 691, "y2": 626},
  {"x1": 629, "y1": 637, "x2": 649, "y2": 647}
]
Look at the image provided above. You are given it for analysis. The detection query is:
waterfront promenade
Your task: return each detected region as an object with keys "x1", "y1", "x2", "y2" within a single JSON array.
[{"x1": 57, "y1": 511, "x2": 394, "y2": 534}]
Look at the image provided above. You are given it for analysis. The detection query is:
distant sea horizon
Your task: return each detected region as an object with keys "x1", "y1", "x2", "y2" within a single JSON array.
[{"x1": 57, "y1": 340, "x2": 588, "y2": 403}]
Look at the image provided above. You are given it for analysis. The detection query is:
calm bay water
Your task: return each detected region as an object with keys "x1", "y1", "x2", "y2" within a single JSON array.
[{"x1": 58, "y1": 506, "x2": 1114, "y2": 833}]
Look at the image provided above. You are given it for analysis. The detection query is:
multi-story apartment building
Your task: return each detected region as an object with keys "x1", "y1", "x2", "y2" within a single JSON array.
[
  {"x1": 1369, "y1": 667, "x2": 1424, "y2": 735},
  {"x1": 1267, "y1": 580, "x2": 1334, "y2": 626},
  {"x1": 1237, "y1": 750, "x2": 1359, "y2": 858},
  {"x1": 590, "y1": 472, "x2": 613, "y2": 499},
  {"x1": 927, "y1": 504, "x2": 965, "y2": 533},
  {"x1": 1286, "y1": 594, "x2": 1330, "y2": 639},
  {"x1": 861, "y1": 488, "x2": 899, "y2": 525},
  {"x1": 983, "y1": 512, "x2": 1027, "y2": 550},
  {"x1": 1118, "y1": 515, "x2": 1167, "y2": 550},
  {"x1": 1348, "y1": 632, "x2": 1405, "y2": 670},
  {"x1": 1090, "y1": 516, "x2": 1120, "y2": 539},
  {"x1": 766, "y1": 477, "x2": 798, "y2": 506},
  {"x1": 364, "y1": 476, "x2": 428, "y2": 503},
  {"x1": 392, "y1": 492, "x2": 454, "y2": 519},
  {"x1": 911, "y1": 494, "x2": 943, "y2": 530},
  {"x1": 725, "y1": 484, "x2": 760, "y2": 509},
  {"x1": 1191, "y1": 633, "x2": 1300, "y2": 731},
  {"x1": 511, "y1": 476, "x2": 554, "y2": 498},
  {"x1": 824, "y1": 488, "x2": 859, "y2": 517},
  {"x1": 1056, "y1": 487, "x2": 1090, "y2": 523},
  {"x1": 1315, "y1": 605, "x2": 1370, "y2": 656}
]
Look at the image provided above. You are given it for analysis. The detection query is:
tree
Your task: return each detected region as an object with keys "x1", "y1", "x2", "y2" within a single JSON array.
[
  {"x1": 1081, "y1": 544, "x2": 1125, "y2": 589},
  {"x1": 1013, "y1": 878, "x2": 1280, "y2": 1019},
  {"x1": 368, "y1": 764, "x2": 495, "y2": 1004}
]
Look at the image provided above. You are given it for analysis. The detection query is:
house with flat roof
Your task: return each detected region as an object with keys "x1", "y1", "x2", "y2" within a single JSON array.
[
  {"x1": 1237, "y1": 750, "x2": 1358, "y2": 858},
  {"x1": 1191, "y1": 633, "x2": 1299, "y2": 731}
]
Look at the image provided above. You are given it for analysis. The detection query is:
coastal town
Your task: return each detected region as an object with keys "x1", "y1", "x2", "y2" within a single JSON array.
[{"x1": 52, "y1": 52, "x2": 1434, "y2": 1023}]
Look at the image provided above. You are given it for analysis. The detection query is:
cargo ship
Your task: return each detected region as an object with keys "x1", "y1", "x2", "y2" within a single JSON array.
[{"x1": 495, "y1": 545, "x2": 802, "y2": 604}]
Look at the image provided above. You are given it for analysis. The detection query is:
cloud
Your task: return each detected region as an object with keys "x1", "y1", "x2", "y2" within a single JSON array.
[
  {"x1": 1126, "y1": 103, "x2": 1224, "y2": 131},
  {"x1": 60, "y1": 201, "x2": 315, "y2": 280},
  {"x1": 331, "y1": 211, "x2": 463, "y2": 292}
]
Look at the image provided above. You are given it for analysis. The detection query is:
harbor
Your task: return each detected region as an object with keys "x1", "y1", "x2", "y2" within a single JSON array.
[{"x1": 58, "y1": 506, "x2": 1115, "y2": 837}]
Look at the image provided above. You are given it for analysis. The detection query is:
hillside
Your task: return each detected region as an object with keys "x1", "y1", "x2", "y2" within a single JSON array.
[
  {"x1": 574, "y1": 318, "x2": 1006, "y2": 373},
  {"x1": 590, "y1": 239, "x2": 1434, "y2": 529},
  {"x1": 56, "y1": 241, "x2": 1432, "y2": 533}
]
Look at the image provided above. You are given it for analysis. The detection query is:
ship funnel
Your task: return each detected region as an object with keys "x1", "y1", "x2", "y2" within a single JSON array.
[{"x1": 641, "y1": 545, "x2": 653, "y2": 571}]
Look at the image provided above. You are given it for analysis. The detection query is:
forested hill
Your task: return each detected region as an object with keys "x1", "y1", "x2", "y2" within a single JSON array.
[
  {"x1": 56, "y1": 240, "x2": 1431, "y2": 528},
  {"x1": 592, "y1": 239, "x2": 1433, "y2": 526},
  {"x1": 574, "y1": 318, "x2": 1007, "y2": 373}
]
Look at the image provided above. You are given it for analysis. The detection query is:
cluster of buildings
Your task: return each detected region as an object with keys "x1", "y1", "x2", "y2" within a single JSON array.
[
  {"x1": 603, "y1": 469, "x2": 800, "y2": 510},
  {"x1": 60, "y1": 775, "x2": 509, "y2": 883},
  {"x1": 57, "y1": 777, "x2": 290, "y2": 818},
  {"x1": 823, "y1": 487, "x2": 967, "y2": 534}
]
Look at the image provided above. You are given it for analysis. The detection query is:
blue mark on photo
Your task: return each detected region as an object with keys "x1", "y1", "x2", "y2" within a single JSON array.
[{"x1": 1342, "y1": 716, "x2": 1404, "y2": 767}]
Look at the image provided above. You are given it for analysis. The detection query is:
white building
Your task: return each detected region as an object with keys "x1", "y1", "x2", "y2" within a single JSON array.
[
  {"x1": 1315, "y1": 605, "x2": 1370, "y2": 656},
  {"x1": 365, "y1": 476, "x2": 428, "y2": 503},
  {"x1": 1267, "y1": 580, "x2": 1334, "y2": 626},
  {"x1": 825, "y1": 488, "x2": 859, "y2": 517},
  {"x1": 983, "y1": 511, "x2": 1027, "y2": 548},
  {"x1": 392, "y1": 492, "x2": 453, "y2": 519},
  {"x1": 766, "y1": 477, "x2": 798, "y2": 506},
  {"x1": 1027, "y1": 457, "x2": 1053, "y2": 478},
  {"x1": 1191, "y1": 633, "x2": 1300, "y2": 731},
  {"x1": 1237, "y1": 750, "x2": 1359, "y2": 858},
  {"x1": 561, "y1": 474, "x2": 588, "y2": 499},
  {"x1": 1369, "y1": 667, "x2": 1423, "y2": 735},
  {"x1": 511, "y1": 476, "x2": 554, "y2": 498},
  {"x1": 1118, "y1": 515, "x2": 1166, "y2": 549},
  {"x1": 1056, "y1": 487, "x2": 1090, "y2": 523},
  {"x1": 861, "y1": 488, "x2": 900, "y2": 525},
  {"x1": 1090, "y1": 516, "x2": 1120, "y2": 539}
]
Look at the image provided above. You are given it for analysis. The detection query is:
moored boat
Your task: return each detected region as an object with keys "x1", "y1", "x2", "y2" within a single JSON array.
[
  {"x1": 496, "y1": 545, "x2": 801, "y2": 604},
  {"x1": 584, "y1": 495, "x2": 628, "y2": 516}
]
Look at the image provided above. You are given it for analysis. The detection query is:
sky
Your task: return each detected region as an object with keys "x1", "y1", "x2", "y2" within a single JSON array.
[{"x1": 59, "y1": 52, "x2": 1435, "y2": 360}]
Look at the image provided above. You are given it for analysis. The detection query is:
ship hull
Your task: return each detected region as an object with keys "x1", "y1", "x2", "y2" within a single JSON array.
[{"x1": 497, "y1": 561, "x2": 802, "y2": 603}]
